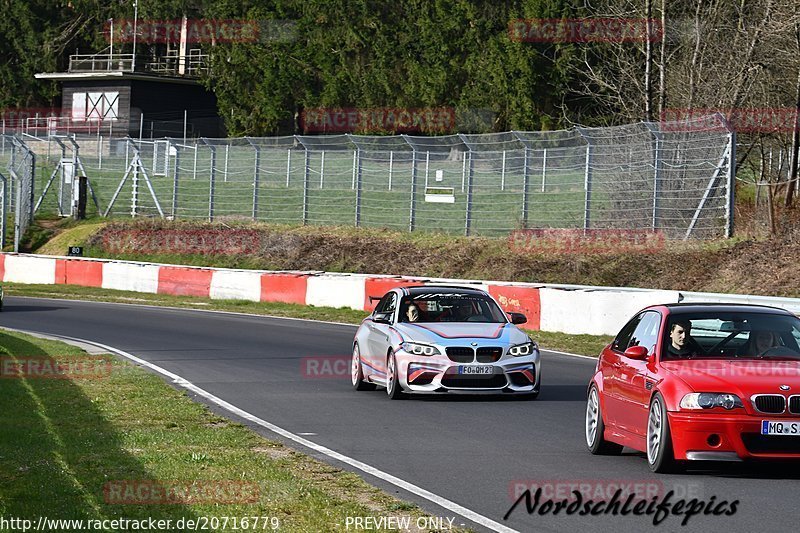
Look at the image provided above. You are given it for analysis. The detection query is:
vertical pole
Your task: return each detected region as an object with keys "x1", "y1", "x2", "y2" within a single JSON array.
[
  {"x1": 139, "y1": 113, "x2": 144, "y2": 142},
  {"x1": 424, "y1": 151, "x2": 430, "y2": 190},
  {"x1": 223, "y1": 143, "x2": 229, "y2": 182},
  {"x1": 171, "y1": 142, "x2": 180, "y2": 218},
  {"x1": 286, "y1": 148, "x2": 291, "y2": 187},
  {"x1": 302, "y1": 149, "x2": 309, "y2": 225},
  {"x1": 183, "y1": 109, "x2": 188, "y2": 144},
  {"x1": 522, "y1": 147, "x2": 530, "y2": 227},
  {"x1": 351, "y1": 150, "x2": 356, "y2": 189},
  {"x1": 208, "y1": 146, "x2": 216, "y2": 221},
  {"x1": 131, "y1": 154, "x2": 139, "y2": 218},
  {"x1": 252, "y1": 144, "x2": 260, "y2": 220},
  {"x1": 192, "y1": 143, "x2": 197, "y2": 180},
  {"x1": 98, "y1": 135, "x2": 103, "y2": 169},
  {"x1": 541, "y1": 148, "x2": 547, "y2": 192},
  {"x1": 465, "y1": 150, "x2": 474, "y2": 236},
  {"x1": 409, "y1": 150, "x2": 418, "y2": 231},
  {"x1": 319, "y1": 151, "x2": 325, "y2": 188},
  {"x1": 501, "y1": 150, "x2": 506, "y2": 191},
  {"x1": 461, "y1": 152, "x2": 466, "y2": 192},
  {"x1": 726, "y1": 132, "x2": 736, "y2": 238},
  {"x1": 388, "y1": 150, "x2": 393, "y2": 191},
  {"x1": 125, "y1": 140, "x2": 130, "y2": 172},
  {"x1": 583, "y1": 143, "x2": 593, "y2": 231},
  {"x1": 652, "y1": 134, "x2": 662, "y2": 231},
  {"x1": 355, "y1": 149, "x2": 362, "y2": 227}
]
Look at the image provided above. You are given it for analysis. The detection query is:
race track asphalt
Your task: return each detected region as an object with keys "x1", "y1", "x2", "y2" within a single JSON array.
[{"x1": 3, "y1": 296, "x2": 798, "y2": 533}]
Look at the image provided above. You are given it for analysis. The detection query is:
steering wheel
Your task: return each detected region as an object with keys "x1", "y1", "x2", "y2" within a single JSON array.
[{"x1": 757, "y1": 346, "x2": 796, "y2": 358}]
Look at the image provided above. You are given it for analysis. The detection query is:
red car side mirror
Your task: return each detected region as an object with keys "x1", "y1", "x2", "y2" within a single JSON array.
[{"x1": 624, "y1": 345, "x2": 650, "y2": 360}]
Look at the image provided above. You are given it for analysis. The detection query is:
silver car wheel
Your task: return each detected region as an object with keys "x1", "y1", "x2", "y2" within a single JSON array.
[
  {"x1": 586, "y1": 387, "x2": 599, "y2": 447},
  {"x1": 386, "y1": 353, "x2": 396, "y2": 396},
  {"x1": 351, "y1": 345, "x2": 360, "y2": 387},
  {"x1": 647, "y1": 397, "x2": 662, "y2": 464}
]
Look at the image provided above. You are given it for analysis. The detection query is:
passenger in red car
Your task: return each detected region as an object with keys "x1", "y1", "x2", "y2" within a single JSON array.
[{"x1": 751, "y1": 330, "x2": 779, "y2": 355}]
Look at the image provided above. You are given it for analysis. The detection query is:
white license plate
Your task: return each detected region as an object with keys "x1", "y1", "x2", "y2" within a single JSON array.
[
  {"x1": 761, "y1": 420, "x2": 800, "y2": 435},
  {"x1": 458, "y1": 365, "x2": 493, "y2": 375}
]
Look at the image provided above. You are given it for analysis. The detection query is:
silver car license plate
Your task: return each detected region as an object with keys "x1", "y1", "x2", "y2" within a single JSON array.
[{"x1": 458, "y1": 365, "x2": 493, "y2": 375}]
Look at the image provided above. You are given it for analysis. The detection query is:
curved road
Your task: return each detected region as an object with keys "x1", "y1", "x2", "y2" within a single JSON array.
[{"x1": 3, "y1": 296, "x2": 798, "y2": 533}]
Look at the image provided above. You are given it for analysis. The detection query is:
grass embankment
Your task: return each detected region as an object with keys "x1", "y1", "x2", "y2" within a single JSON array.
[
  {"x1": 23, "y1": 215, "x2": 800, "y2": 298},
  {"x1": 0, "y1": 328, "x2": 455, "y2": 531}
]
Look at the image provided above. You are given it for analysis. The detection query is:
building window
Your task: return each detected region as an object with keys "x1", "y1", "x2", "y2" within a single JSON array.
[{"x1": 71, "y1": 91, "x2": 119, "y2": 121}]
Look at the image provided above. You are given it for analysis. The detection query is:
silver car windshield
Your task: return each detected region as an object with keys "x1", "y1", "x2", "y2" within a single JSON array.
[{"x1": 399, "y1": 293, "x2": 507, "y2": 323}]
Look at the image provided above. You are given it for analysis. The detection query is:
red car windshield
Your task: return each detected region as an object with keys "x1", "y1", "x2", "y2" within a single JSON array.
[
  {"x1": 662, "y1": 312, "x2": 800, "y2": 360},
  {"x1": 399, "y1": 293, "x2": 507, "y2": 323}
]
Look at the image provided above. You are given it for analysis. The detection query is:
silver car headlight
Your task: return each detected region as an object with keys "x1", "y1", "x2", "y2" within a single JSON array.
[
  {"x1": 509, "y1": 342, "x2": 535, "y2": 357},
  {"x1": 679, "y1": 393, "x2": 743, "y2": 410},
  {"x1": 400, "y1": 342, "x2": 441, "y2": 356}
]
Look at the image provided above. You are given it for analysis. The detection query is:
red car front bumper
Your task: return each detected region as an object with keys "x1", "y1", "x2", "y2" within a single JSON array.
[{"x1": 669, "y1": 412, "x2": 800, "y2": 461}]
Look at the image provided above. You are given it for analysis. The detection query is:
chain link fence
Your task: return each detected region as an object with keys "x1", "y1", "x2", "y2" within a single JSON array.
[
  {"x1": 14, "y1": 113, "x2": 735, "y2": 242},
  {"x1": 0, "y1": 135, "x2": 36, "y2": 250}
]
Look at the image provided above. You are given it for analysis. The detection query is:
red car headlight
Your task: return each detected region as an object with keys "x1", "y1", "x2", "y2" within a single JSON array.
[{"x1": 679, "y1": 393, "x2": 743, "y2": 410}]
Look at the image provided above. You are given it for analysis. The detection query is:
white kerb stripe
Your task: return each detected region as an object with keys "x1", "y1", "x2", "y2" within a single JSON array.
[
  {"x1": 210, "y1": 270, "x2": 262, "y2": 302},
  {"x1": 3, "y1": 255, "x2": 56, "y2": 284}
]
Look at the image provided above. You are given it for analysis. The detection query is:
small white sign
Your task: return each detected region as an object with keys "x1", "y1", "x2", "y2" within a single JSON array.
[{"x1": 435, "y1": 169, "x2": 444, "y2": 182}]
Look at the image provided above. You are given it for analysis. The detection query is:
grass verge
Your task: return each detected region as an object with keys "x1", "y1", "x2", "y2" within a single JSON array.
[
  {"x1": 3, "y1": 283, "x2": 612, "y2": 356},
  {"x1": 0, "y1": 328, "x2": 460, "y2": 531}
]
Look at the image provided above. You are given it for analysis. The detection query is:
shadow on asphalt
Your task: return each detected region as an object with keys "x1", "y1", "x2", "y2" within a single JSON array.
[
  {"x1": 372, "y1": 384, "x2": 588, "y2": 403},
  {"x1": 1, "y1": 304, "x2": 69, "y2": 313}
]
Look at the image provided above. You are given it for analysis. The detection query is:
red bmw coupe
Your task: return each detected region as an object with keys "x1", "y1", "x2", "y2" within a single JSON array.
[{"x1": 586, "y1": 303, "x2": 800, "y2": 472}]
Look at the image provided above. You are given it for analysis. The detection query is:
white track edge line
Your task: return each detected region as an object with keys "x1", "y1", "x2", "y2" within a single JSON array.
[{"x1": 14, "y1": 328, "x2": 519, "y2": 533}]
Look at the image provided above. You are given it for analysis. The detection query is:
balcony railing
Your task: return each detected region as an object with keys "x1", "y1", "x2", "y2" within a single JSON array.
[{"x1": 68, "y1": 52, "x2": 208, "y2": 78}]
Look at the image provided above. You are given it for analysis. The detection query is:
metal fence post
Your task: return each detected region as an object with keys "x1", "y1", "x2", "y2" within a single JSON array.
[
  {"x1": 409, "y1": 149, "x2": 418, "y2": 231},
  {"x1": 645, "y1": 122, "x2": 663, "y2": 231},
  {"x1": 251, "y1": 141, "x2": 260, "y2": 219},
  {"x1": 286, "y1": 148, "x2": 292, "y2": 187},
  {"x1": 577, "y1": 128, "x2": 593, "y2": 231},
  {"x1": 202, "y1": 139, "x2": 216, "y2": 221},
  {"x1": 726, "y1": 131, "x2": 736, "y2": 238},
  {"x1": 541, "y1": 148, "x2": 547, "y2": 192},
  {"x1": 501, "y1": 150, "x2": 506, "y2": 191},
  {"x1": 319, "y1": 151, "x2": 325, "y2": 189},
  {"x1": 171, "y1": 141, "x2": 180, "y2": 218},
  {"x1": 522, "y1": 147, "x2": 530, "y2": 227},
  {"x1": 388, "y1": 151, "x2": 393, "y2": 191},
  {"x1": 223, "y1": 143, "x2": 229, "y2": 182},
  {"x1": 355, "y1": 148, "x2": 362, "y2": 227},
  {"x1": 465, "y1": 150, "x2": 474, "y2": 236},
  {"x1": 302, "y1": 148, "x2": 310, "y2": 225}
]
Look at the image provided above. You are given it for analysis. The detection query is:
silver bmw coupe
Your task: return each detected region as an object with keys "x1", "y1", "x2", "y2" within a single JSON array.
[{"x1": 352, "y1": 286, "x2": 540, "y2": 399}]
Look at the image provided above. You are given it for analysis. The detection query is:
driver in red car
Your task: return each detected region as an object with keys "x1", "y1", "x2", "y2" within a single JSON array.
[{"x1": 667, "y1": 320, "x2": 695, "y2": 357}]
